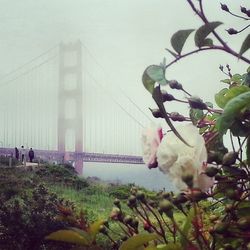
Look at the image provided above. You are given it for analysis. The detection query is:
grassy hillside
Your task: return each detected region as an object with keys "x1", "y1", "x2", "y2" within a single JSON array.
[{"x1": 0, "y1": 158, "x2": 157, "y2": 249}]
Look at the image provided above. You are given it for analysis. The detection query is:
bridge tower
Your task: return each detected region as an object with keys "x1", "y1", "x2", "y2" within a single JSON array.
[{"x1": 58, "y1": 41, "x2": 83, "y2": 174}]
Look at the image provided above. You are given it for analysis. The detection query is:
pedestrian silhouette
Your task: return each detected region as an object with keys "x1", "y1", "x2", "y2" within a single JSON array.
[
  {"x1": 28, "y1": 148, "x2": 34, "y2": 162},
  {"x1": 20, "y1": 145, "x2": 26, "y2": 164},
  {"x1": 14, "y1": 147, "x2": 19, "y2": 160}
]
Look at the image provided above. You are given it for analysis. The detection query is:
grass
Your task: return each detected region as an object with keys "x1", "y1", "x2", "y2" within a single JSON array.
[{"x1": 49, "y1": 184, "x2": 116, "y2": 220}]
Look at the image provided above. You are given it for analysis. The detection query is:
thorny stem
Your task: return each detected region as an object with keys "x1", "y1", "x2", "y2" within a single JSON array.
[
  {"x1": 144, "y1": 203, "x2": 168, "y2": 244},
  {"x1": 191, "y1": 192, "x2": 210, "y2": 250},
  {"x1": 170, "y1": 217, "x2": 197, "y2": 249},
  {"x1": 237, "y1": 24, "x2": 250, "y2": 33},
  {"x1": 230, "y1": 131, "x2": 236, "y2": 152},
  {"x1": 165, "y1": 46, "x2": 226, "y2": 69},
  {"x1": 134, "y1": 206, "x2": 164, "y2": 238},
  {"x1": 228, "y1": 11, "x2": 250, "y2": 21},
  {"x1": 118, "y1": 223, "x2": 131, "y2": 237}
]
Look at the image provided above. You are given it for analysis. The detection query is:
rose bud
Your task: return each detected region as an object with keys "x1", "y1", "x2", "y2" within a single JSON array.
[
  {"x1": 131, "y1": 218, "x2": 139, "y2": 229},
  {"x1": 173, "y1": 193, "x2": 188, "y2": 204},
  {"x1": 123, "y1": 215, "x2": 133, "y2": 225},
  {"x1": 226, "y1": 28, "x2": 238, "y2": 35},
  {"x1": 121, "y1": 235, "x2": 128, "y2": 241},
  {"x1": 220, "y1": 3, "x2": 229, "y2": 12},
  {"x1": 169, "y1": 80, "x2": 182, "y2": 90},
  {"x1": 205, "y1": 166, "x2": 220, "y2": 177},
  {"x1": 159, "y1": 200, "x2": 173, "y2": 218},
  {"x1": 188, "y1": 96, "x2": 207, "y2": 110},
  {"x1": 169, "y1": 112, "x2": 186, "y2": 122},
  {"x1": 161, "y1": 192, "x2": 171, "y2": 199},
  {"x1": 241, "y1": 6, "x2": 247, "y2": 13},
  {"x1": 136, "y1": 191, "x2": 146, "y2": 202},
  {"x1": 110, "y1": 207, "x2": 122, "y2": 220},
  {"x1": 99, "y1": 225, "x2": 108, "y2": 235},
  {"x1": 161, "y1": 90, "x2": 175, "y2": 102},
  {"x1": 190, "y1": 189, "x2": 208, "y2": 202},
  {"x1": 149, "y1": 108, "x2": 163, "y2": 118},
  {"x1": 127, "y1": 195, "x2": 137, "y2": 207},
  {"x1": 222, "y1": 151, "x2": 238, "y2": 165}
]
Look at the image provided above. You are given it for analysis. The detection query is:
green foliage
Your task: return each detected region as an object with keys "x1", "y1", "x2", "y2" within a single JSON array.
[
  {"x1": 194, "y1": 21, "x2": 222, "y2": 47},
  {"x1": 119, "y1": 233, "x2": 159, "y2": 250},
  {"x1": 142, "y1": 65, "x2": 168, "y2": 94},
  {"x1": 216, "y1": 91, "x2": 250, "y2": 134},
  {"x1": 46, "y1": 220, "x2": 104, "y2": 247},
  {"x1": 0, "y1": 183, "x2": 72, "y2": 250},
  {"x1": 170, "y1": 29, "x2": 194, "y2": 54},
  {"x1": 36, "y1": 164, "x2": 89, "y2": 190},
  {"x1": 215, "y1": 85, "x2": 250, "y2": 108},
  {"x1": 239, "y1": 33, "x2": 250, "y2": 56}
]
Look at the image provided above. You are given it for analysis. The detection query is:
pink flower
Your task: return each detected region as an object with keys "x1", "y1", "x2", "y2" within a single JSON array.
[{"x1": 141, "y1": 124, "x2": 163, "y2": 168}]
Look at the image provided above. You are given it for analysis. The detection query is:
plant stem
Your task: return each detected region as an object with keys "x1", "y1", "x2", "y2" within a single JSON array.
[
  {"x1": 144, "y1": 203, "x2": 168, "y2": 244},
  {"x1": 186, "y1": 0, "x2": 250, "y2": 64}
]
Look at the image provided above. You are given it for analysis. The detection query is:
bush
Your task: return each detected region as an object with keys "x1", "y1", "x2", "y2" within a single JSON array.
[
  {"x1": 35, "y1": 164, "x2": 89, "y2": 190},
  {"x1": 0, "y1": 155, "x2": 18, "y2": 166},
  {"x1": 0, "y1": 184, "x2": 73, "y2": 250}
]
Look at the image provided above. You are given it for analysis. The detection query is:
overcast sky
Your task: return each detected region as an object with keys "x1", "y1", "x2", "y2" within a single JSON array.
[{"x1": 0, "y1": 0, "x2": 249, "y2": 153}]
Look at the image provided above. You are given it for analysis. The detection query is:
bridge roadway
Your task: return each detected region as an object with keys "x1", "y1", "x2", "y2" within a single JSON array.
[{"x1": 0, "y1": 147, "x2": 144, "y2": 165}]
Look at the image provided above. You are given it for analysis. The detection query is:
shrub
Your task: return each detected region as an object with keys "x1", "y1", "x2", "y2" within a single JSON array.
[{"x1": 0, "y1": 184, "x2": 73, "y2": 250}]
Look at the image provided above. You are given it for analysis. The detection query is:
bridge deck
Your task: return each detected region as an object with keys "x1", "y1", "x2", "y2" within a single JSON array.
[{"x1": 0, "y1": 148, "x2": 144, "y2": 164}]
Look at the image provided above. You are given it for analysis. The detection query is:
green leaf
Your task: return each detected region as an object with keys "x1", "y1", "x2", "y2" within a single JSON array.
[
  {"x1": 239, "y1": 34, "x2": 250, "y2": 56},
  {"x1": 145, "y1": 244, "x2": 182, "y2": 250},
  {"x1": 147, "y1": 65, "x2": 167, "y2": 85},
  {"x1": 242, "y1": 72, "x2": 250, "y2": 87},
  {"x1": 119, "y1": 233, "x2": 159, "y2": 250},
  {"x1": 171, "y1": 29, "x2": 194, "y2": 54},
  {"x1": 189, "y1": 108, "x2": 204, "y2": 125},
  {"x1": 142, "y1": 69, "x2": 155, "y2": 94},
  {"x1": 195, "y1": 21, "x2": 222, "y2": 47},
  {"x1": 214, "y1": 88, "x2": 228, "y2": 108},
  {"x1": 220, "y1": 79, "x2": 231, "y2": 84},
  {"x1": 214, "y1": 85, "x2": 250, "y2": 108},
  {"x1": 46, "y1": 230, "x2": 90, "y2": 246},
  {"x1": 237, "y1": 201, "x2": 250, "y2": 217},
  {"x1": 180, "y1": 208, "x2": 194, "y2": 248},
  {"x1": 217, "y1": 91, "x2": 250, "y2": 134},
  {"x1": 203, "y1": 38, "x2": 213, "y2": 46},
  {"x1": 142, "y1": 65, "x2": 168, "y2": 94},
  {"x1": 231, "y1": 74, "x2": 242, "y2": 84}
]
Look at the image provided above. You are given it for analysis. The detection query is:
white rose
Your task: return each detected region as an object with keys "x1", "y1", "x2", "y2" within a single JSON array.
[
  {"x1": 156, "y1": 123, "x2": 214, "y2": 191},
  {"x1": 141, "y1": 124, "x2": 163, "y2": 168}
]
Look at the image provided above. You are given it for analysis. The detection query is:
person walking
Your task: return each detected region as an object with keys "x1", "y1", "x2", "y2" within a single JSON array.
[
  {"x1": 14, "y1": 147, "x2": 19, "y2": 160},
  {"x1": 20, "y1": 145, "x2": 26, "y2": 164},
  {"x1": 28, "y1": 148, "x2": 34, "y2": 162}
]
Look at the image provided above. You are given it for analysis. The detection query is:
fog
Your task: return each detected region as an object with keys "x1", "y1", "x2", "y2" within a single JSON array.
[{"x1": 0, "y1": 0, "x2": 249, "y2": 189}]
